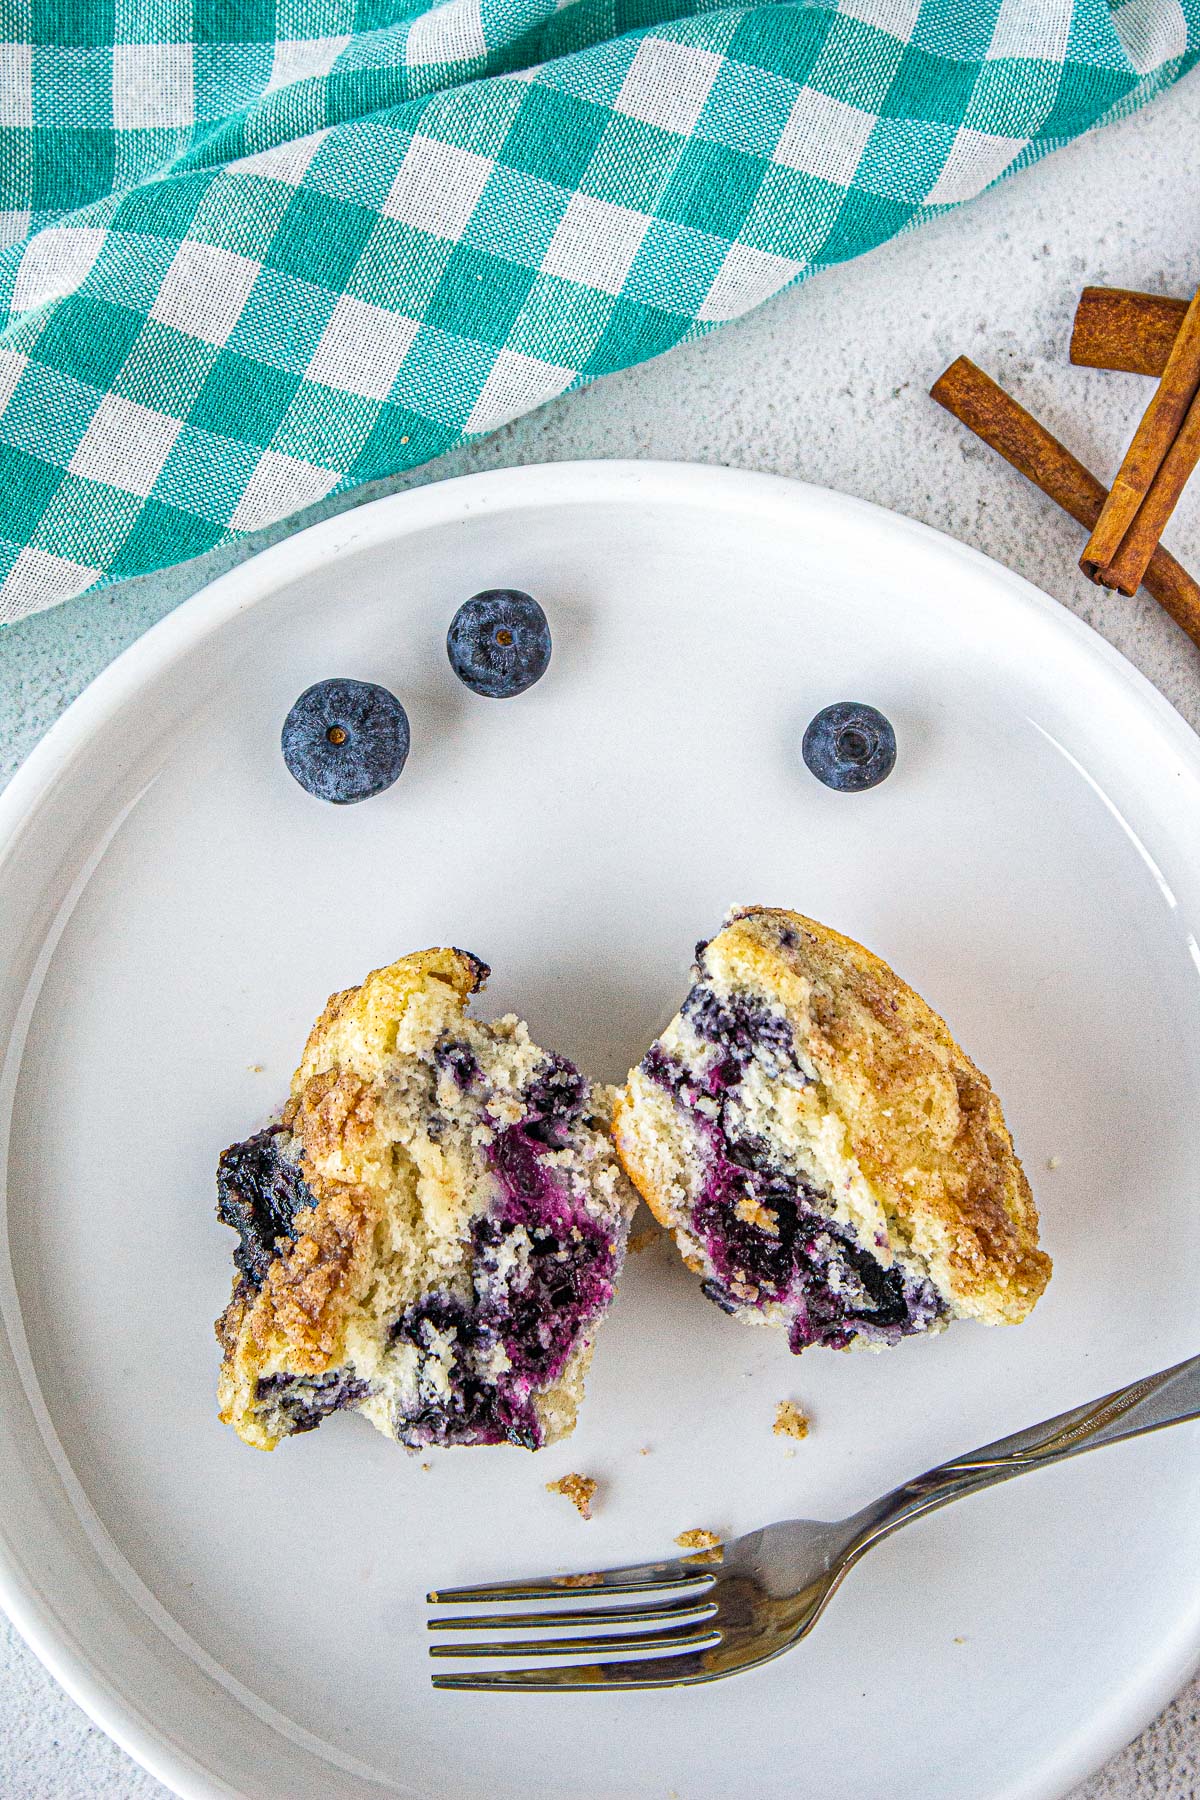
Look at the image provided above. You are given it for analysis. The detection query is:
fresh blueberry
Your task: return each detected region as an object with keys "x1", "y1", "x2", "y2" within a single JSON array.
[
  {"x1": 802, "y1": 701, "x2": 896, "y2": 793},
  {"x1": 446, "y1": 590, "x2": 551, "y2": 698},
  {"x1": 281, "y1": 677, "x2": 409, "y2": 804}
]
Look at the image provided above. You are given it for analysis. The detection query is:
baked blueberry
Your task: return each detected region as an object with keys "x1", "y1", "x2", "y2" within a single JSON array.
[
  {"x1": 216, "y1": 1127, "x2": 316, "y2": 1289},
  {"x1": 447, "y1": 590, "x2": 551, "y2": 698},
  {"x1": 802, "y1": 702, "x2": 896, "y2": 793},
  {"x1": 281, "y1": 678, "x2": 409, "y2": 804}
]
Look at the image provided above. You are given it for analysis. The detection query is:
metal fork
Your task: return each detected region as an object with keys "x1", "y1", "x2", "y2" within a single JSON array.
[{"x1": 427, "y1": 1351, "x2": 1200, "y2": 1690}]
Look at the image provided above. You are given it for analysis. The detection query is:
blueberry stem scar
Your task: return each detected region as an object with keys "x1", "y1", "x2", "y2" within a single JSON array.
[{"x1": 836, "y1": 727, "x2": 871, "y2": 764}]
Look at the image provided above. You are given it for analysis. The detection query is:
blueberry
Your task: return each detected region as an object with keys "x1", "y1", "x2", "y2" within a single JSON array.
[
  {"x1": 802, "y1": 702, "x2": 896, "y2": 793},
  {"x1": 281, "y1": 678, "x2": 409, "y2": 803},
  {"x1": 446, "y1": 590, "x2": 551, "y2": 698},
  {"x1": 255, "y1": 1369, "x2": 372, "y2": 1433},
  {"x1": 217, "y1": 1128, "x2": 316, "y2": 1289}
]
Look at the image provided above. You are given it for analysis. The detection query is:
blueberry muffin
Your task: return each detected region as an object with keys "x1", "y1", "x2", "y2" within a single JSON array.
[
  {"x1": 612, "y1": 909, "x2": 1049, "y2": 1353},
  {"x1": 216, "y1": 949, "x2": 636, "y2": 1451}
]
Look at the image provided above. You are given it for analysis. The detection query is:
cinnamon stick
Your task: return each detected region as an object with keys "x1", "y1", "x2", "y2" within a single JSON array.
[
  {"x1": 930, "y1": 356, "x2": 1200, "y2": 651},
  {"x1": 1070, "y1": 287, "x2": 1188, "y2": 377},
  {"x1": 1080, "y1": 281, "x2": 1200, "y2": 588},
  {"x1": 1102, "y1": 384, "x2": 1200, "y2": 594}
]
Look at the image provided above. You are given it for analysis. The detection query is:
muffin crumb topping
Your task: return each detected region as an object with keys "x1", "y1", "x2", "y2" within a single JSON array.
[
  {"x1": 547, "y1": 1472, "x2": 598, "y2": 1518},
  {"x1": 774, "y1": 1399, "x2": 810, "y2": 1441},
  {"x1": 674, "y1": 1528, "x2": 723, "y2": 1563}
]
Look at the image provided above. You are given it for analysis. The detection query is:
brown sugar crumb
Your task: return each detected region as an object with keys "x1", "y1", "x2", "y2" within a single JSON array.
[
  {"x1": 546, "y1": 1473, "x2": 598, "y2": 1519},
  {"x1": 734, "y1": 1195, "x2": 778, "y2": 1233},
  {"x1": 627, "y1": 1225, "x2": 660, "y2": 1254},
  {"x1": 774, "y1": 1400, "x2": 810, "y2": 1441},
  {"x1": 554, "y1": 1571, "x2": 604, "y2": 1589},
  {"x1": 674, "y1": 1528, "x2": 723, "y2": 1564}
]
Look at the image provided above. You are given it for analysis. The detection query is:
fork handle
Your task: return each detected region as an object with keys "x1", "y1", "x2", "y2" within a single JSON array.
[{"x1": 847, "y1": 1351, "x2": 1200, "y2": 1555}]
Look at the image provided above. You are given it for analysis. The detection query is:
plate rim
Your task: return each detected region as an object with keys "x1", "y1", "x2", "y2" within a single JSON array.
[{"x1": 2, "y1": 456, "x2": 1199, "y2": 1800}]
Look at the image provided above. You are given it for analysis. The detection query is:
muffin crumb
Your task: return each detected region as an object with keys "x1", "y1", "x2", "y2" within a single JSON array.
[
  {"x1": 627, "y1": 1224, "x2": 660, "y2": 1254},
  {"x1": 774, "y1": 1400, "x2": 810, "y2": 1441},
  {"x1": 554, "y1": 1571, "x2": 603, "y2": 1588},
  {"x1": 674, "y1": 1528, "x2": 723, "y2": 1564},
  {"x1": 547, "y1": 1473, "x2": 598, "y2": 1518}
]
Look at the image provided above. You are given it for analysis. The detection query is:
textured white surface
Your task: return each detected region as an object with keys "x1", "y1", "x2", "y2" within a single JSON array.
[{"x1": 1, "y1": 68, "x2": 1198, "y2": 1800}]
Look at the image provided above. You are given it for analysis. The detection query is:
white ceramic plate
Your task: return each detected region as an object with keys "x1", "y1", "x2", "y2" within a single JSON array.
[{"x1": 3, "y1": 461, "x2": 1200, "y2": 1800}]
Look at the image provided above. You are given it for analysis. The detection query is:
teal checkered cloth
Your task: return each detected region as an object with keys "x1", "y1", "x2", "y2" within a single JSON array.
[{"x1": 0, "y1": 1, "x2": 1195, "y2": 620}]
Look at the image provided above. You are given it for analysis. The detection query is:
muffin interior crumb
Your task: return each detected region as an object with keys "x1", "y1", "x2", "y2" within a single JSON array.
[{"x1": 547, "y1": 1472, "x2": 598, "y2": 1518}]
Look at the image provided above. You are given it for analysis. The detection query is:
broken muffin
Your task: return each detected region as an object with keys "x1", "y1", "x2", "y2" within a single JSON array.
[
  {"x1": 216, "y1": 948, "x2": 636, "y2": 1451},
  {"x1": 612, "y1": 908, "x2": 1049, "y2": 1354}
]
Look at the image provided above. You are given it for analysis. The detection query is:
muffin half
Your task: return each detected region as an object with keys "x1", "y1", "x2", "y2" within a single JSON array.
[
  {"x1": 613, "y1": 908, "x2": 1049, "y2": 1352},
  {"x1": 216, "y1": 948, "x2": 635, "y2": 1450}
]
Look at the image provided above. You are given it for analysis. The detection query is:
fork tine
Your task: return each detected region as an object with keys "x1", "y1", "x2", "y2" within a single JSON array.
[
  {"x1": 427, "y1": 1558, "x2": 710, "y2": 1605},
  {"x1": 430, "y1": 1624, "x2": 720, "y2": 1660},
  {"x1": 429, "y1": 1596, "x2": 718, "y2": 1632},
  {"x1": 431, "y1": 1647, "x2": 726, "y2": 1691}
]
